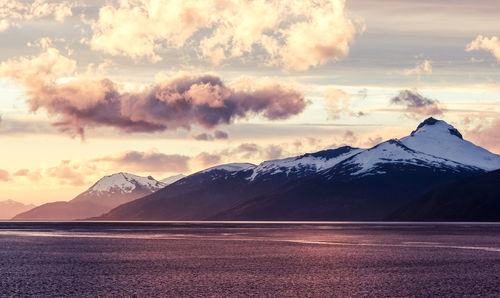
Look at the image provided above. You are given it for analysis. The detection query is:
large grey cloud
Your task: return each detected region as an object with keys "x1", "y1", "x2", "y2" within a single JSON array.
[{"x1": 0, "y1": 49, "x2": 308, "y2": 137}]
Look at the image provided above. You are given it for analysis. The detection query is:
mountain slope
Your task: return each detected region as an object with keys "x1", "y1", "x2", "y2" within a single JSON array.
[
  {"x1": 13, "y1": 173, "x2": 165, "y2": 220},
  {"x1": 160, "y1": 174, "x2": 186, "y2": 185},
  {"x1": 387, "y1": 169, "x2": 500, "y2": 221},
  {"x1": 0, "y1": 200, "x2": 35, "y2": 220}
]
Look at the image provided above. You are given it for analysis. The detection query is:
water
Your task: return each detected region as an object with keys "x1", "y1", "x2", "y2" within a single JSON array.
[{"x1": 1, "y1": 222, "x2": 500, "y2": 297}]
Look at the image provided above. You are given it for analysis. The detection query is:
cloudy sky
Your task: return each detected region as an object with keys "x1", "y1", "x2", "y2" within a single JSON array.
[{"x1": 1, "y1": 0, "x2": 499, "y2": 204}]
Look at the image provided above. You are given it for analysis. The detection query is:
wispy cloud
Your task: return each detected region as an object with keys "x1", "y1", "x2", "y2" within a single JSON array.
[
  {"x1": 404, "y1": 60, "x2": 432, "y2": 76},
  {"x1": 322, "y1": 88, "x2": 367, "y2": 119},
  {"x1": 464, "y1": 119, "x2": 500, "y2": 154}
]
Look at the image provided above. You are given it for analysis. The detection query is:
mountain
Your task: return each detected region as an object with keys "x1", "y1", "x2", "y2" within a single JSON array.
[
  {"x1": 387, "y1": 169, "x2": 500, "y2": 221},
  {"x1": 0, "y1": 200, "x2": 36, "y2": 220},
  {"x1": 96, "y1": 148, "x2": 361, "y2": 220},
  {"x1": 161, "y1": 174, "x2": 186, "y2": 185},
  {"x1": 95, "y1": 118, "x2": 500, "y2": 221},
  {"x1": 12, "y1": 173, "x2": 166, "y2": 220}
]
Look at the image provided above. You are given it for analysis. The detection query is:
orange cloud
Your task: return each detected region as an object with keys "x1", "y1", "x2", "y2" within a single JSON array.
[
  {"x1": 13, "y1": 169, "x2": 42, "y2": 181},
  {"x1": 88, "y1": 0, "x2": 359, "y2": 70},
  {"x1": 322, "y1": 88, "x2": 366, "y2": 119},
  {"x1": 45, "y1": 160, "x2": 87, "y2": 186},
  {"x1": 0, "y1": 169, "x2": 10, "y2": 181}
]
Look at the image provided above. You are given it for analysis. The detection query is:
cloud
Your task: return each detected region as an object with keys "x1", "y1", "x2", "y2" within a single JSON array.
[
  {"x1": 88, "y1": 0, "x2": 359, "y2": 70},
  {"x1": 0, "y1": 0, "x2": 73, "y2": 31},
  {"x1": 0, "y1": 48, "x2": 307, "y2": 137},
  {"x1": 194, "y1": 152, "x2": 222, "y2": 168},
  {"x1": 13, "y1": 169, "x2": 42, "y2": 181},
  {"x1": 46, "y1": 160, "x2": 87, "y2": 186},
  {"x1": 95, "y1": 150, "x2": 190, "y2": 173},
  {"x1": 364, "y1": 136, "x2": 383, "y2": 147},
  {"x1": 465, "y1": 119, "x2": 500, "y2": 154},
  {"x1": 390, "y1": 90, "x2": 444, "y2": 117},
  {"x1": 193, "y1": 130, "x2": 229, "y2": 141},
  {"x1": 343, "y1": 130, "x2": 358, "y2": 145},
  {"x1": 220, "y1": 143, "x2": 286, "y2": 160},
  {"x1": 0, "y1": 169, "x2": 10, "y2": 181},
  {"x1": 0, "y1": 118, "x2": 55, "y2": 135},
  {"x1": 404, "y1": 60, "x2": 432, "y2": 76},
  {"x1": 466, "y1": 35, "x2": 500, "y2": 61},
  {"x1": 214, "y1": 130, "x2": 228, "y2": 140},
  {"x1": 13, "y1": 169, "x2": 29, "y2": 176},
  {"x1": 322, "y1": 88, "x2": 366, "y2": 119},
  {"x1": 193, "y1": 133, "x2": 212, "y2": 141}
]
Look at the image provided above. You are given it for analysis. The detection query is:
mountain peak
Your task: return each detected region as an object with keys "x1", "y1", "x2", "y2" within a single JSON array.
[
  {"x1": 411, "y1": 117, "x2": 463, "y2": 139},
  {"x1": 89, "y1": 172, "x2": 165, "y2": 193}
]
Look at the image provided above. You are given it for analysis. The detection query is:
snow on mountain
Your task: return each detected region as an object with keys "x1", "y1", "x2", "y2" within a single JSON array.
[
  {"x1": 400, "y1": 118, "x2": 500, "y2": 171},
  {"x1": 336, "y1": 118, "x2": 500, "y2": 176},
  {"x1": 201, "y1": 163, "x2": 256, "y2": 173},
  {"x1": 161, "y1": 174, "x2": 186, "y2": 185},
  {"x1": 249, "y1": 146, "x2": 362, "y2": 181},
  {"x1": 340, "y1": 139, "x2": 471, "y2": 177},
  {"x1": 89, "y1": 172, "x2": 166, "y2": 194}
]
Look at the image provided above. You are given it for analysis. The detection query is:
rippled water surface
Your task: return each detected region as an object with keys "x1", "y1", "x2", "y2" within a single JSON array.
[{"x1": 1, "y1": 222, "x2": 500, "y2": 297}]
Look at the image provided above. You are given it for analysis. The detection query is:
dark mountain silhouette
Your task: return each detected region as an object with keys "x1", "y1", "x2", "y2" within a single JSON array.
[{"x1": 387, "y1": 169, "x2": 500, "y2": 221}]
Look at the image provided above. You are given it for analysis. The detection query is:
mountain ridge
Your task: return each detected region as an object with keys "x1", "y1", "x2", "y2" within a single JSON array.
[{"x1": 95, "y1": 118, "x2": 500, "y2": 221}]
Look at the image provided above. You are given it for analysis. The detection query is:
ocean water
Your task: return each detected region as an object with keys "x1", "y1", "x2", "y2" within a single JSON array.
[{"x1": 1, "y1": 222, "x2": 500, "y2": 297}]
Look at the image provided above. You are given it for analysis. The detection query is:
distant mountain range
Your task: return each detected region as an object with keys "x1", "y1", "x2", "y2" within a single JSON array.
[
  {"x1": 0, "y1": 200, "x2": 35, "y2": 220},
  {"x1": 12, "y1": 173, "x2": 178, "y2": 220},
  {"x1": 11, "y1": 118, "x2": 500, "y2": 222},
  {"x1": 94, "y1": 118, "x2": 500, "y2": 221}
]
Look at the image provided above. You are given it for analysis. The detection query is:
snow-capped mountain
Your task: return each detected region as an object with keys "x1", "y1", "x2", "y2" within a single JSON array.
[
  {"x1": 161, "y1": 174, "x2": 187, "y2": 185},
  {"x1": 325, "y1": 117, "x2": 500, "y2": 178},
  {"x1": 248, "y1": 146, "x2": 362, "y2": 181},
  {"x1": 0, "y1": 200, "x2": 36, "y2": 220},
  {"x1": 96, "y1": 118, "x2": 500, "y2": 221},
  {"x1": 13, "y1": 173, "x2": 165, "y2": 220},
  {"x1": 71, "y1": 173, "x2": 165, "y2": 203},
  {"x1": 400, "y1": 118, "x2": 500, "y2": 171}
]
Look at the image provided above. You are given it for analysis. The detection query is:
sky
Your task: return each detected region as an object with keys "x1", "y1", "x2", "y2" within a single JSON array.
[{"x1": 0, "y1": 0, "x2": 499, "y2": 204}]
